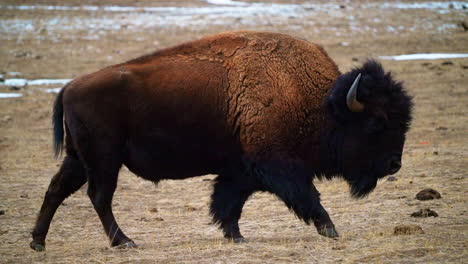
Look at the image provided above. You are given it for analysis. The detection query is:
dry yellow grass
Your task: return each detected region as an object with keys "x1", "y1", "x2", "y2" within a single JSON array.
[{"x1": 1, "y1": 0, "x2": 467, "y2": 263}]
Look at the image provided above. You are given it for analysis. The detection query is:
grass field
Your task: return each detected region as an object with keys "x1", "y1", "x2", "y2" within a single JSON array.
[{"x1": 0, "y1": 1, "x2": 467, "y2": 263}]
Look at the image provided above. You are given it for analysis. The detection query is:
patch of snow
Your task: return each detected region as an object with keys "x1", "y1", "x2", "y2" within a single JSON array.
[
  {"x1": 44, "y1": 88, "x2": 62, "y2": 93},
  {"x1": 1, "y1": 2, "x2": 465, "y2": 38},
  {"x1": 205, "y1": 0, "x2": 248, "y2": 6},
  {"x1": 3, "y1": 78, "x2": 27, "y2": 87},
  {"x1": 28, "y1": 79, "x2": 71, "y2": 86},
  {"x1": 2, "y1": 2, "x2": 466, "y2": 14},
  {"x1": 437, "y1": 24, "x2": 458, "y2": 31},
  {"x1": 102, "y1": 6, "x2": 140, "y2": 12},
  {"x1": 378, "y1": 2, "x2": 468, "y2": 10},
  {"x1": 386, "y1": 26, "x2": 397, "y2": 32},
  {"x1": 0, "y1": 93, "x2": 23, "y2": 98},
  {"x1": 379, "y1": 53, "x2": 468, "y2": 61},
  {"x1": 0, "y1": 3, "x2": 341, "y2": 17},
  {"x1": 1, "y1": 78, "x2": 71, "y2": 86},
  {"x1": 0, "y1": 4, "x2": 308, "y2": 34}
]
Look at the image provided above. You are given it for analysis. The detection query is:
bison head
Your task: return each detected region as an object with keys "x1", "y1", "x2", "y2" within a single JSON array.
[{"x1": 326, "y1": 60, "x2": 413, "y2": 198}]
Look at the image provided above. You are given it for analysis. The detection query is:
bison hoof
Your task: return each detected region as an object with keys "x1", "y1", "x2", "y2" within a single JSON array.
[
  {"x1": 30, "y1": 241, "x2": 45, "y2": 251},
  {"x1": 233, "y1": 237, "x2": 247, "y2": 243},
  {"x1": 225, "y1": 236, "x2": 247, "y2": 243},
  {"x1": 317, "y1": 226, "x2": 339, "y2": 238},
  {"x1": 114, "y1": 241, "x2": 138, "y2": 249}
]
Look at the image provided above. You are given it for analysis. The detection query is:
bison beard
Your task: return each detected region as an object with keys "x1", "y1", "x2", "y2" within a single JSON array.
[
  {"x1": 350, "y1": 177, "x2": 378, "y2": 199},
  {"x1": 30, "y1": 31, "x2": 412, "y2": 251}
]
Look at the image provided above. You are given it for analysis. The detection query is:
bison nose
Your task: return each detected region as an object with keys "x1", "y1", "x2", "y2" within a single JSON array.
[{"x1": 388, "y1": 157, "x2": 401, "y2": 175}]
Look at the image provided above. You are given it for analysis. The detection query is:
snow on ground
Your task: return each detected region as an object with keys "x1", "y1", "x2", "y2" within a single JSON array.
[
  {"x1": 1, "y1": 2, "x2": 465, "y2": 39},
  {"x1": 205, "y1": 0, "x2": 248, "y2": 6},
  {"x1": 379, "y1": 53, "x2": 468, "y2": 61},
  {"x1": 0, "y1": 93, "x2": 23, "y2": 98},
  {"x1": 1, "y1": 78, "x2": 71, "y2": 87}
]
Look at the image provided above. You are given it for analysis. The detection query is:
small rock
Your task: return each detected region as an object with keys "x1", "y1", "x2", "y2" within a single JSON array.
[
  {"x1": 185, "y1": 205, "x2": 197, "y2": 211},
  {"x1": 433, "y1": 151, "x2": 439, "y2": 155},
  {"x1": 339, "y1": 5, "x2": 346, "y2": 9},
  {"x1": 416, "y1": 188, "x2": 442, "y2": 200},
  {"x1": 2, "y1": 116, "x2": 12, "y2": 122},
  {"x1": 154, "y1": 217, "x2": 164, "y2": 222},
  {"x1": 9, "y1": 86, "x2": 21, "y2": 91},
  {"x1": 0, "y1": 210, "x2": 5, "y2": 215},
  {"x1": 411, "y1": 208, "x2": 438, "y2": 218},
  {"x1": 202, "y1": 178, "x2": 212, "y2": 182},
  {"x1": 387, "y1": 175, "x2": 398, "y2": 182},
  {"x1": 436, "y1": 126, "x2": 448, "y2": 131},
  {"x1": 20, "y1": 194, "x2": 28, "y2": 198},
  {"x1": 421, "y1": 62, "x2": 431, "y2": 67},
  {"x1": 394, "y1": 224, "x2": 424, "y2": 235},
  {"x1": 441, "y1": 61, "x2": 454, "y2": 66},
  {"x1": 460, "y1": 21, "x2": 468, "y2": 31},
  {"x1": 340, "y1": 42, "x2": 349, "y2": 47},
  {"x1": 352, "y1": 57, "x2": 358, "y2": 62},
  {"x1": 14, "y1": 51, "x2": 32, "y2": 58},
  {"x1": 148, "y1": 207, "x2": 158, "y2": 213},
  {"x1": 332, "y1": 245, "x2": 346, "y2": 250},
  {"x1": 461, "y1": 65, "x2": 468, "y2": 69}
]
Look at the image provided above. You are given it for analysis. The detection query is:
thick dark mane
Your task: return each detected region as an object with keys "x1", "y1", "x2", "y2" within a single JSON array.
[{"x1": 326, "y1": 60, "x2": 413, "y2": 128}]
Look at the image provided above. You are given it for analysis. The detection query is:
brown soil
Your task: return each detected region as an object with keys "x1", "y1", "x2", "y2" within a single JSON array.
[
  {"x1": 1, "y1": 1, "x2": 467, "y2": 263},
  {"x1": 393, "y1": 224, "x2": 425, "y2": 235}
]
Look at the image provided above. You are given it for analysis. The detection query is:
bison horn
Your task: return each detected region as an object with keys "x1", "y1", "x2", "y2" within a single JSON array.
[{"x1": 346, "y1": 73, "x2": 365, "y2": 112}]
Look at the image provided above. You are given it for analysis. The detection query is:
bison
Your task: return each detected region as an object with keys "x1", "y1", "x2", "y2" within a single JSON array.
[{"x1": 30, "y1": 31, "x2": 412, "y2": 251}]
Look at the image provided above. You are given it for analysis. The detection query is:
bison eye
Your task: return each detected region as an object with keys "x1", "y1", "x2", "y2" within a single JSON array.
[{"x1": 366, "y1": 117, "x2": 386, "y2": 134}]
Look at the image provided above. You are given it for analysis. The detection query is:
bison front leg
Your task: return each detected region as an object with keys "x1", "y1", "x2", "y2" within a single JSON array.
[
  {"x1": 210, "y1": 174, "x2": 256, "y2": 243},
  {"x1": 256, "y1": 161, "x2": 339, "y2": 238}
]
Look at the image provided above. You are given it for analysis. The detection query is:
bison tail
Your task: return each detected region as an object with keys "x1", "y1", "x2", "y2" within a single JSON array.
[{"x1": 52, "y1": 87, "x2": 65, "y2": 158}]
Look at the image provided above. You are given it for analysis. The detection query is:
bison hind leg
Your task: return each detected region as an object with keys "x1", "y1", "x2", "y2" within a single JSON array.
[
  {"x1": 31, "y1": 154, "x2": 87, "y2": 251},
  {"x1": 210, "y1": 172, "x2": 256, "y2": 243}
]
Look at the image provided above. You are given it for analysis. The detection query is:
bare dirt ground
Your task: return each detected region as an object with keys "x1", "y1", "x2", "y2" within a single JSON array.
[{"x1": 0, "y1": 0, "x2": 467, "y2": 263}]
